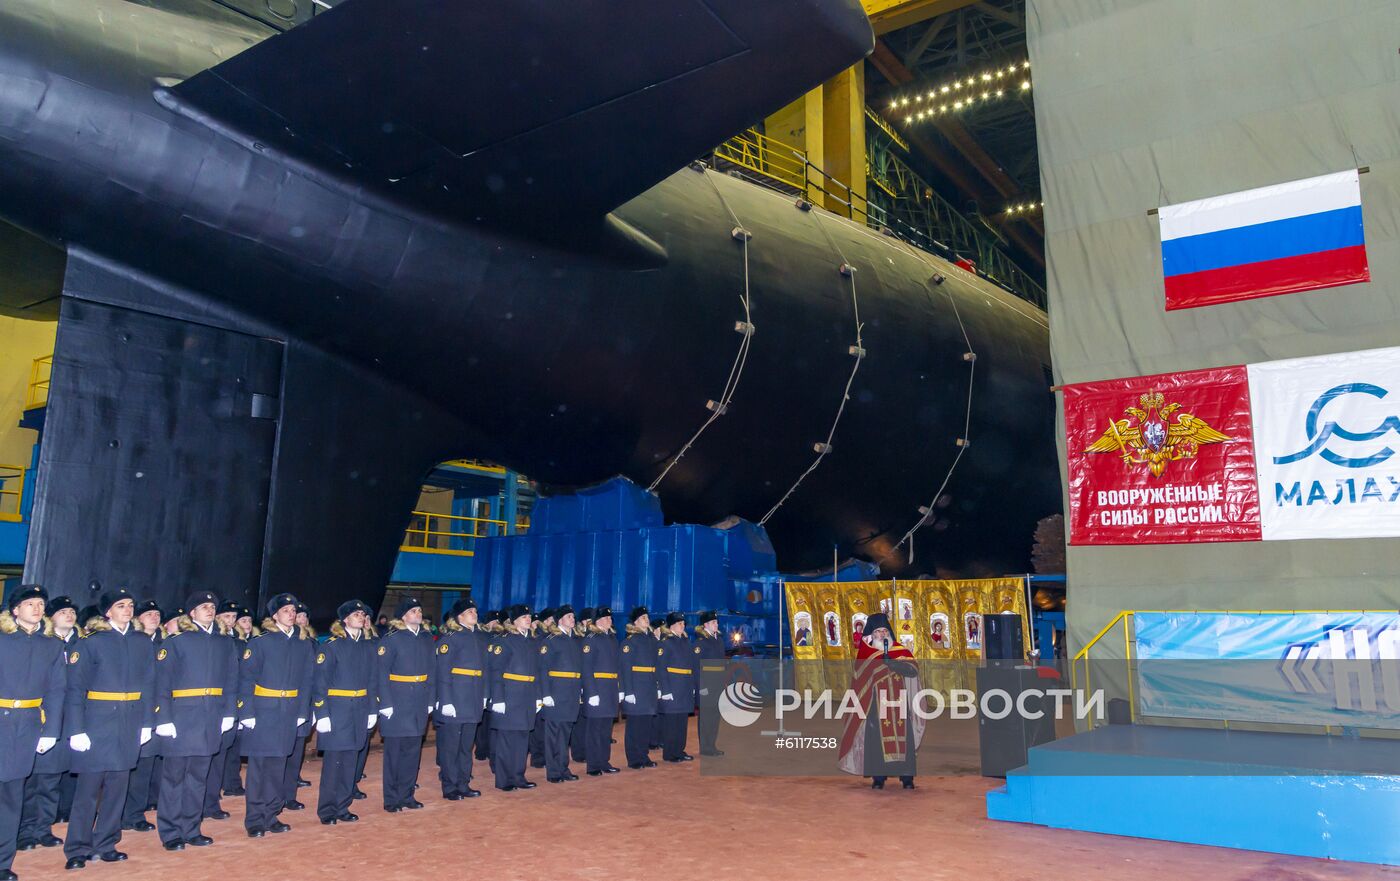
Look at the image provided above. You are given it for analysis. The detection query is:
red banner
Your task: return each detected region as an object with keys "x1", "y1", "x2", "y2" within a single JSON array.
[{"x1": 1065, "y1": 366, "x2": 1262, "y2": 544}]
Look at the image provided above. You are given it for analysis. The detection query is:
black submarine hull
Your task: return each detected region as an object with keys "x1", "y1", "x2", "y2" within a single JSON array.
[{"x1": 0, "y1": 0, "x2": 1056, "y2": 618}]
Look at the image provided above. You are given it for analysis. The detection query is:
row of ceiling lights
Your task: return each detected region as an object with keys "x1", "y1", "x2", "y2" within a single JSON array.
[
  {"x1": 1005, "y1": 201, "x2": 1043, "y2": 216},
  {"x1": 890, "y1": 60, "x2": 1032, "y2": 125}
]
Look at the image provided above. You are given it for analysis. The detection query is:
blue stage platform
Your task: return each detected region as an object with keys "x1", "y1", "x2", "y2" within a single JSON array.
[{"x1": 987, "y1": 725, "x2": 1400, "y2": 866}]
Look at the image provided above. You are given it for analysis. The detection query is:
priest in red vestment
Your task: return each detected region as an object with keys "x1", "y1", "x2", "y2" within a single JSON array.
[{"x1": 836, "y1": 612, "x2": 925, "y2": 789}]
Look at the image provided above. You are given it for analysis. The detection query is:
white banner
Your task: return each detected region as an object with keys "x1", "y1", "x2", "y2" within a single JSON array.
[{"x1": 1249, "y1": 345, "x2": 1400, "y2": 540}]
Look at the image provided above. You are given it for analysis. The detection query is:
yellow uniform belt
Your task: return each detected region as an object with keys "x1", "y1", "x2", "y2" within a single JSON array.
[
  {"x1": 0, "y1": 698, "x2": 40, "y2": 709},
  {"x1": 592, "y1": 672, "x2": 618, "y2": 679},
  {"x1": 171, "y1": 688, "x2": 223, "y2": 698},
  {"x1": 450, "y1": 668, "x2": 483, "y2": 677},
  {"x1": 548, "y1": 671, "x2": 581, "y2": 679},
  {"x1": 666, "y1": 667, "x2": 693, "y2": 675},
  {"x1": 388, "y1": 674, "x2": 428, "y2": 683},
  {"x1": 502, "y1": 672, "x2": 535, "y2": 682},
  {"x1": 327, "y1": 688, "x2": 368, "y2": 698},
  {"x1": 701, "y1": 665, "x2": 726, "y2": 672},
  {"x1": 253, "y1": 685, "x2": 298, "y2": 698},
  {"x1": 631, "y1": 665, "x2": 655, "y2": 673},
  {"x1": 87, "y1": 691, "x2": 141, "y2": 701}
]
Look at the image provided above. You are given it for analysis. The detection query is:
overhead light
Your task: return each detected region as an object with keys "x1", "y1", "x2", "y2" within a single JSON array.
[{"x1": 1021, "y1": 80, "x2": 1031, "y2": 90}]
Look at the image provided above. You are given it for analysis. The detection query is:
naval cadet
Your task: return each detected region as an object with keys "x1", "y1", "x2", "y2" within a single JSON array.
[
  {"x1": 201, "y1": 601, "x2": 242, "y2": 823},
  {"x1": 619, "y1": 606, "x2": 659, "y2": 769},
  {"x1": 474, "y1": 609, "x2": 505, "y2": 763},
  {"x1": 568, "y1": 607, "x2": 594, "y2": 763},
  {"x1": 0, "y1": 586, "x2": 65, "y2": 881},
  {"x1": 17, "y1": 595, "x2": 78, "y2": 853},
  {"x1": 486, "y1": 604, "x2": 541, "y2": 791},
  {"x1": 539, "y1": 605, "x2": 583, "y2": 783},
  {"x1": 657, "y1": 612, "x2": 696, "y2": 763},
  {"x1": 63, "y1": 589, "x2": 155, "y2": 870},
  {"x1": 580, "y1": 606, "x2": 621, "y2": 776},
  {"x1": 351, "y1": 615, "x2": 379, "y2": 803},
  {"x1": 312, "y1": 600, "x2": 377, "y2": 825},
  {"x1": 220, "y1": 606, "x2": 256, "y2": 798},
  {"x1": 433, "y1": 597, "x2": 486, "y2": 800},
  {"x1": 695, "y1": 610, "x2": 726, "y2": 757},
  {"x1": 120, "y1": 600, "x2": 163, "y2": 835},
  {"x1": 527, "y1": 607, "x2": 554, "y2": 770},
  {"x1": 285, "y1": 602, "x2": 317, "y2": 798},
  {"x1": 375, "y1": 596, "x2": 435, "y2": 812},
  {"x1": 152, "y1": 592, "x2": 237, "y2": 851},
  {"x1": 237, "y1": 593, "x2": 314, "y2": 839}
]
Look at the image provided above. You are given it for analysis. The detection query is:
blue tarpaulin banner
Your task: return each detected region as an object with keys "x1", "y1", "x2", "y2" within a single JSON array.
[{"x1": 1133, "y1": 612, "x2": 1400, "y2": 727}]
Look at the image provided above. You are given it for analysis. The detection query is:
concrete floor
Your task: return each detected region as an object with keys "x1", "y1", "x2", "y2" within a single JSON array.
[{"x1": 18, "y1": 719, "x2": 1398, "y2": 881}]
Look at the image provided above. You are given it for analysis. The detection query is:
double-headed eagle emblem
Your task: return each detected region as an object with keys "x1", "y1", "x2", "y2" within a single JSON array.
[{"x1": 1084, "y1": 390, "x2": 1231, "y2": 477}]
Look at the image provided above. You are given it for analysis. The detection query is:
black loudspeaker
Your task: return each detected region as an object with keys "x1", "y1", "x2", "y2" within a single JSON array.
[
  {"x1": 976, "y1": 666, "x2": 1057, "y2": 777},
  {"x1": 983, "y1": 612, "x2": 1024, "y2": 661}
]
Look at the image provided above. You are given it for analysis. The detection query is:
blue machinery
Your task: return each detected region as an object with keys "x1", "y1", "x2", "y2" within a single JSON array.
[{"x1": 471, "y1": 476, "x2": 879, "y2": 653}]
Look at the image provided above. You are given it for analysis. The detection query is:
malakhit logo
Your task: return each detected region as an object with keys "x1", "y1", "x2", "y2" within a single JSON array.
[{"x1": 718, "y1": 681, "x2": 764, "y2": 728}]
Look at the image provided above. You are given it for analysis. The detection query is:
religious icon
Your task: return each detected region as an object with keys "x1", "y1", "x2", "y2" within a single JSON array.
[
  {"x1": 964, "y1": 612, "x2": 982, "y2": 650},
  {"x1": 793, "y1": 611, "x2": 812, "y2": 647},
  {"x1": 898, "y1": 633, "x2": 916, "y2": 651},
  {"x1": 929, "y1": 613, "x2": 949, "y2": 648},
  {"x1": 879, "y1": 598, "x2": 892, "y2": 616},
  {"x1": 851, "y1": 613, "x2": 867, "y2": 640},
  {"x1": 823, "y1": 610, "x2": 841, "y2": 647},
  {"x1": 896, "y1": 597, "x2": 914, "y2": 620}
]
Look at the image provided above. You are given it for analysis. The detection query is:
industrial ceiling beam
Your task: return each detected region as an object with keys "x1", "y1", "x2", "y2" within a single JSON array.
[
  {"x1": 860, "y1": 0, "x2": 979, "y2": 36},
  {"x1": 901, "y1": 127, "x2": 1045, "y2": 268},
  {"x1": 868, "y1": 39, "x2": 1044, "y2": 240},
  {"x1": 902, "y1": 14, "x2": 953, "y2": 67}
]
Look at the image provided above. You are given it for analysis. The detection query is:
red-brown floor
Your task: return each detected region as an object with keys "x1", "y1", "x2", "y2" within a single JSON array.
[{"x1": 18, "y1": 720, "x2": 1398, "y2": 881}]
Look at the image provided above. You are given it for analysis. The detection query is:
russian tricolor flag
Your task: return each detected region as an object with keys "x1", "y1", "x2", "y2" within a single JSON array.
[{"x1": 1159, "y1": 170, "x2": 1369, "y2": 310}]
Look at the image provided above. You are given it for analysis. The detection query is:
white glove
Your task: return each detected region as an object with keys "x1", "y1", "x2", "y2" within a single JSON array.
[
  {"x1": 69, "y1": 733, "x2": 92, "y2": 752},
  {"x1": 542, "y1": 696, "x2": 555, "y2": 707},
  {"x1": 296, "y1": 717, "x2": 306, "y2": 727},
  {"x1": 316, "y1": 717, "x2": 332, "y2": 733},
  {"x1": 534, "y1": 699, "x2": 543, "y2": 712},
  {"x1": 367, "y1": 714, "x2": 376, "y2": 730},
  {"x1": 221, "y1": 716, "x2": 234, "y2": 733},
  {"x1": 587, "y1": 695, "x2": 600, "y2": 707},
  {"x1": 379, "y1": 707, "x2": 394, "y2": 720},
  {"x1": 140, "y1": 727, "x2": 152, "y2": 745},
  {"x1": 239, "y1": 718, "x2": 256, "y2": 730},
  {"x1": 482, "y1": 697, "x2": 488, "y2": 709},
  {"x1": 490, "y1": 702, "x2": 505, "y2": 714},
  {"x1": 623, "y1": 694, "x2": 636, "y2": 705},
  {"x1": 657, "y1": 689, "x2": 662, "y2": 699},
  {"x1": 661, "y1": 693, "x2": 674, "y2": 701},
  {"x1": 36, "y1": 736, "x2": 56, "y2": 754},
  {"x1": 441, "y1": 703, "x2": 457, "y2": 718},
  {"x1": 155, "y1": 723, "x2": 177, "y2": 738}
]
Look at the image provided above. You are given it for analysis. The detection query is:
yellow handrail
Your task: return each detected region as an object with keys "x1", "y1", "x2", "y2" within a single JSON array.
[
  {"x1": 440, "y1": 459, "x2": 507, "y2": 475},
  {"x1": 400, "y1": 509, "x2": 509, "y2": 557},
  {"x1": 0, "y1": 464, "x2": 24, "y2": 523},
  {"x1": 26, "y1": 355, "x2": 51, "y2": 410},
  {"x1": 713, "y1": 128, "x2": 809, "y2": 194}
]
